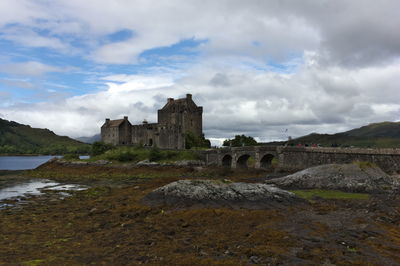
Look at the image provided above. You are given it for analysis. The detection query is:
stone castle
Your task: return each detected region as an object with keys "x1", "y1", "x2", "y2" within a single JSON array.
[{"x1": 101, "y1": 94, "x2": 203, "y2": 149}]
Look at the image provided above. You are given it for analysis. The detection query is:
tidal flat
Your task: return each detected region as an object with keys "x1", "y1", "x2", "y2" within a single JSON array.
[{"x1": 1, "y1": 161, "x2": 400, "y2": 265}]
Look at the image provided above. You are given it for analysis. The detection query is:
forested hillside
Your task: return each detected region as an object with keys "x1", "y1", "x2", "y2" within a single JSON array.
[
  {"x1": 0, "y1": 118, "x2": 90, "y2": 154},
  {"x1": 292, "y1": 121, "x2": 400, "y2": 148}
]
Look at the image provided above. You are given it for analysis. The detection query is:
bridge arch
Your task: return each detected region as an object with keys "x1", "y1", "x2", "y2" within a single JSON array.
[
  {"x1": 260, "y1": 153, "x2": 275, "y2": 168},
  {"x1": 221, "y1": 154, "x2": 233, "y2": 167},
  {"x1": 236, "y1": 154, "x2": 254, "y2": 168}
]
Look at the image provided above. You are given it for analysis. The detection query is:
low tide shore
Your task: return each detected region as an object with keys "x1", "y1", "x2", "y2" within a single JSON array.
[{"x1": 1, "y1": 161, "x2": 400, "y2": 265}]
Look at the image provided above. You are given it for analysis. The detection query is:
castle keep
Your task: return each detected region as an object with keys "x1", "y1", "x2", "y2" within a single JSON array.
[{"x1": 101, "y1": 94, "x2": 203, "y2": 149}]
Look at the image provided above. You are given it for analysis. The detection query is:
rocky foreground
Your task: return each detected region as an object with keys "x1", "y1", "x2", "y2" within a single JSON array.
[
  {"x1": 1, "y1": 161, "x2": 400, "y2": 265},
  {"x1": 267, "y1": 163, "x2": 400, "y2": 193},
  {"x1": 143, "y1": 180, "x2": 301, "y2": 209}
]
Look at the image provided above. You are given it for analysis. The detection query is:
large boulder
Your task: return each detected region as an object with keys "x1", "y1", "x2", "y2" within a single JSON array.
[
  {"x1": 266, "y1": 163, "x2": 400, "y2": 193},
  {"x1": 142, "y1": 179, "x2": 301, "y2": 209}
]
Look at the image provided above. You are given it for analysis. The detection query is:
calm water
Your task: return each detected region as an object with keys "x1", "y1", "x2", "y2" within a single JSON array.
[
  {"x1": 0, "y1": 155, "x2": 89, "y2": 170},
  {"x1": 0, "y1": 155, "x2": 62, "y2": 170},
  {"x1": 0, "y1": 179, "x2": 88, "y2": 208}
]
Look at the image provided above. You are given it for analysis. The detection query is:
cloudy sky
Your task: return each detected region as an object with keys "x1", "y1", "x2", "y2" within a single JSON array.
[{"x1": 0, "y1": 0, "x2": 399, "y2": 145}]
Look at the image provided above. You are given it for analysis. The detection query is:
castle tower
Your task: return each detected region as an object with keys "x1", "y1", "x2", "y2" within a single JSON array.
[{"x1": 157, "y1": 94, "x2": 203, "y2": 137}]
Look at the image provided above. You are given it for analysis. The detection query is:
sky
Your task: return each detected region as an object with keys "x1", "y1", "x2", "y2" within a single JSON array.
[{"x1": 0, "y1": 0, "x2": 399, "y2": 146}]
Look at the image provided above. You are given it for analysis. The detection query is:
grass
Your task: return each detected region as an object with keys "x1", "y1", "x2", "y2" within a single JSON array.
[
  {"x1": 290, "y1": 189, "x2": 370, "y2": 200},
  {"x1": 89, "y1": 146, "x2": 201, "y2": 163},
  {"x1": 352, "y1": 160, "x2": 377, "y2": 169}
]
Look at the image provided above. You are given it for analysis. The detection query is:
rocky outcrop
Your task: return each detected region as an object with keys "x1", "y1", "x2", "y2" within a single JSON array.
[
  {"x1": 266, "y1": 163, "x2": 400, "y2": 193},
  {"x1": 136, "y1": 160, "x2": 160, "y2": 166},
  {"x1": 142, "y1": 180, "x2": 301, "y2": 209}
]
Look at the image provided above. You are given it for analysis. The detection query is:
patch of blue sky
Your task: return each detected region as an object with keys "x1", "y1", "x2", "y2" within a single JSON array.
[
  {"x1": 96, "y1": 38, "x2": 207, "y2": 80},
  {"x1": 106, "y1": 29, "x2": 135, "y2": 42},
  {"x1": 138, "y1": 38, "x2": 206, "y2": 68},
  {"x1": 265, "y1": 53, "x2": 304, "y2": 74}
]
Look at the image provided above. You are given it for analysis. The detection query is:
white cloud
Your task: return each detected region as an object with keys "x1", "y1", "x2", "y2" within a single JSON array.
[
  {"x1": 1, "y1": 58, "x2": 399, "y2": 140},
  {"x1": 1, "y1": 26, "x2": 70, "y2": 51},
  {"x1": 0, "y1": 61, "x2": 72, "y2": 77}
]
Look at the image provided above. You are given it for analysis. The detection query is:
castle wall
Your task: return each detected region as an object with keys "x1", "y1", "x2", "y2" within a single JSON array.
[
  {"x1": 101, "y1": 126, "x2": 119, "y2": 145},
  {"x1": 181, "y1": 107, "x2": 202, "y2": 136},
  {"x1": 132, "y1": 123, "x2": 157, "y2": 146},
  {"x1": 156, "y1": 126, "x2": 184, "y2": 149},
  {"x1": 118, "y1": 121, "x2": 132, "y2": 145}
]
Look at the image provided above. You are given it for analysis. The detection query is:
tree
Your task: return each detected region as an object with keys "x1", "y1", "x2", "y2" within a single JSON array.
[
  {"x1": 185, "y1": 132, "x2": 211, "y2": 149},
  {"x1": 223, "y1": 135, "x2": 257, "y2": 147}
]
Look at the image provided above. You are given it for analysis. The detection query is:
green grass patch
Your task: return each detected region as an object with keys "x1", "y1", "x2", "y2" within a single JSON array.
[
  {"x1": 62, "y1": 153, "x2": 80, "y2": 160},
  {"x1": 22, "y1": 259, "x2": 46, "y2": 266},
  {"x1": 290, "y1": 189, "x2": 370, "y2": 200},
  {"x1": 352, "y1": 160, "x2": 377, "y2": 169},
  {"x1": 90, "y1": 146, "x2": 200, "y2": 163}
]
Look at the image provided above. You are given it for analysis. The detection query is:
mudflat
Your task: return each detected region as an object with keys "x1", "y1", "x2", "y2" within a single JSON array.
[{"x1": 1, "y1": 161, "x2": 399, "y2": 265}]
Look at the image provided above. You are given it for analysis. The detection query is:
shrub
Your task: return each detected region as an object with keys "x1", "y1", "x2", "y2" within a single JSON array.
[
  {"x1": 63, "y1": 153, "x2": 79, "y2": 160},
  {"x1": 149, "y1": 147, "x2": 163, "y2": 162},
  {"x1": 105, "y1": 150, "x2": 138, "y2": 162},
  {"x1": 91, "y1": 142, "x2": 113, "y2": 156},
  {"x1": 185, "y1": 132, "x2": 211, "y2": 149}
]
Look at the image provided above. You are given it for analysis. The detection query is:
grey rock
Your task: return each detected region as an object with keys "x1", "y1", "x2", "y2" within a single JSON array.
[
  {"x1": 136, "y1": 160, "x2": 159, "y2": 166},
  {"x1": 266, "y1": 163, "x2": 400, "y2": 193},
  {"x1": 142, "y1": 180, "x2": 301, "y2": 209},
  {"x1": 90, "y1": 160, "x2": 110, "y2": 165},
  {"x1": 173, "y1": 160, "x2": 205, "y2": 166}
]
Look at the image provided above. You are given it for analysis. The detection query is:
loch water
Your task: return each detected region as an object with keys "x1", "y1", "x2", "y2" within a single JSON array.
[{"x1": 0, "y1": 155, "x2": 61, "y2": 170}]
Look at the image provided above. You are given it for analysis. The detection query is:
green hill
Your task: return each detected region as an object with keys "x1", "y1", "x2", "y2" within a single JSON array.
[
  {"x1": 0, "y1": 118, "x2": 90, "y2": 155},
  {"x1": 291, "y1": 121, "x2": 400, "y2": 148}
]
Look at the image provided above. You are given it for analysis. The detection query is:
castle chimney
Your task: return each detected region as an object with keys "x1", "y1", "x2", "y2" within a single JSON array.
[
  {"x1": 168, "y1": 98, "x2": 174, "y2": 103},
  {"x1": 106, "y1": 118, "x2": 110, "y2": 123},
  {"x1": 124, "y1": 116, "x2": 128, "y2": 120},
  {"x1": 186, "y1": 93, "x2": 192, "y2": 100}
]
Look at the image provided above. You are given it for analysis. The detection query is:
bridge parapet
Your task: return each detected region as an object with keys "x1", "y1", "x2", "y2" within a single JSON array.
[{"x1": 200, "y1": 146, "x2": 400, "y2": 173}]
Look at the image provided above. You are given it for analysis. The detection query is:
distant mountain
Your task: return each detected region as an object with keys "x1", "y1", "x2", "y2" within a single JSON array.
[
  {"x1": 290, "y1": 121, "x2": 400, "y2": 148},
  {"x1": 343, "y1": 122, "x2": 400, "y2": 138},
  {"x1": 76, "y1": 134, "x2": 101, "y2": 144},
  {"x1": 0, "y1": 118, "x2": 90, "y2": 154}
]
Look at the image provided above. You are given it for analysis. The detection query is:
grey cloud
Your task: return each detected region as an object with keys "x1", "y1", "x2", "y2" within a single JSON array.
[
  {"x1": 1, "y1": 1, "x2": 399, "y2": 67},
  {"x1": 209, "y1": 73, "x2": 231, "y2": 87}
]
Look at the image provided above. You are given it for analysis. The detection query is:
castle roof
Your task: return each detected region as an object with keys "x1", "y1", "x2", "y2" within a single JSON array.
[
  {"x1": 160, "y1": 94, "x2": 200, "y2": 111},
  {"x1": 102, "y1": 119, "x2": 125, "y2": 127}
]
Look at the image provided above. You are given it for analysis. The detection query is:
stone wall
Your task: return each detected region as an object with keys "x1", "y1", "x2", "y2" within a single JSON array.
[
  {"x1": 201, "y1": 146, "x2": 400, "y2": 173},
  {"x1": 278, "y1": 147, "x2": 400, "y2": 173}
]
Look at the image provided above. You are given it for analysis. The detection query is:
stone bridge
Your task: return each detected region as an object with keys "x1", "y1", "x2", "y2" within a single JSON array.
[{"x1": 200, "y1": 146, "x2": 400, "y2": 173}]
